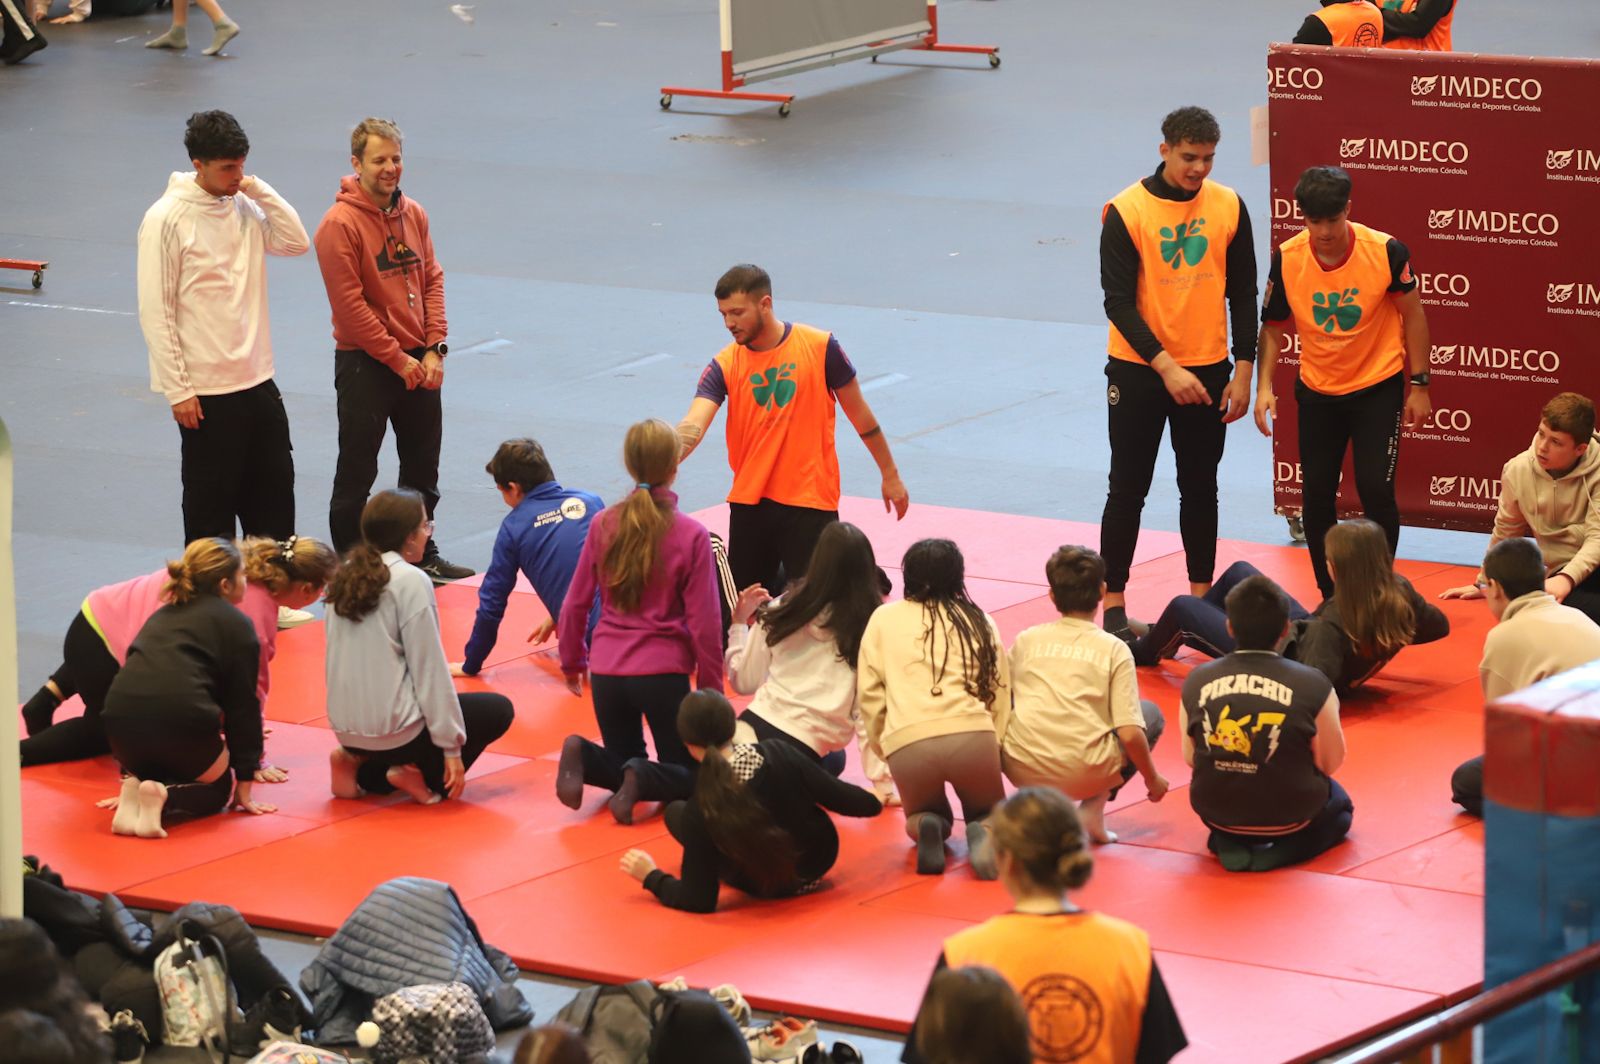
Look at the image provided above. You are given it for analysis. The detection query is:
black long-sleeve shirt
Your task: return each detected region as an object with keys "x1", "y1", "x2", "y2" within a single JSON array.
[
  {"x1": 104, "y1": 594, "x2": 263, "y2": 776},
  {"x1": 641, "y1": 740, "x2": 883, "y2": 913},
  {"x1": 1100, "y1": 164, "x2": 1258, "y2": 366},
  {"x1": 1382, "y1": 0, "x2": 1455, "y2": 41},
  {"x1": 1283, "y1": 575, "x2": 1450, "y2": 695}
]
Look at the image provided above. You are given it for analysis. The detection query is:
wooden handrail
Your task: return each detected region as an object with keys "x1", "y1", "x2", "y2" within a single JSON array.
[{"x1": 1332, "y1": 941, "x2": 1600, "y2": 1063}]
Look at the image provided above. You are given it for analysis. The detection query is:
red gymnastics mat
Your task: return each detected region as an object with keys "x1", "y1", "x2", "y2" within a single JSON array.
[{"x1": 18, "y1": 500, "x2": 1493, "y2": 1063}]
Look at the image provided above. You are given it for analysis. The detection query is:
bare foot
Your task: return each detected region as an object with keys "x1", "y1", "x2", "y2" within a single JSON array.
[
  {"x1": 1079, "y1": 792, "x2": 1118, "y2": 845},
  {"x1": 385, "y1": 764, "x2": 441, "y2": 805},
  {"x1": 135, "y1": 780, "x2": 169, "y2": 839},
  {"x1": 328, "y1": 748, "x2": 366, "y2": 799},
  {"x1": 110, "y1": 777, "x2": 141, "y2": 836}
]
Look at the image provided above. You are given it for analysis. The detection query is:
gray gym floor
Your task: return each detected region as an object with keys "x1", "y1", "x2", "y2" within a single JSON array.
[{"x1": 5, "y1": 1, "x2": 1597, "y2": 1059}]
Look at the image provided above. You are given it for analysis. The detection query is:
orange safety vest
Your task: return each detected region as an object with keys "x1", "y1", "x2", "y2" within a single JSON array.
[
  {"x1": 1104, "y1": 179, "x2": 1240, "y2": 367},
  {"x1": 1381, "y1": 0, "x2": 1455, "y2": 51},
  {"x1": 1314, "y1": 0, "x2": 1384, "y2": 46},
  {"x1": 944, "y1": 912, "x2": 1154, "y2": 1064},
  {"x1": 713, "y1": 322, "x2": 842, "y2": 511},
  {"x1": 1279, "y1": 222, "x2": 1406, "y2": 396}
]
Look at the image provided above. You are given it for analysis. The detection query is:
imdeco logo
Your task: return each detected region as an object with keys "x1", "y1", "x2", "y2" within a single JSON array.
[
  {"x1": 1417, "y1": 273, "x2": 1470, "y2": 308},
  {"x1": 1546, "y1": 148, "x2": 1600, "y2": 184},
  {"x1": 1340, "y1": 137, "x2": 1468, "y2": 164},
  {"x1": 1410, "y1": 74, "x2": 1542, "y2": 100},
  {"x1": 1546, "y1": 282, "x2": 1600, "y2": 319},
  {"x1": 1430, "y1": 344, "x2": 1458, "y2": 366},
  {"x1": 1427, "y1": 207, "x2": 1560, "y2": 247},
  {"x1": 1428, "y1": 474, "x2": 1498, "y2": 509}
]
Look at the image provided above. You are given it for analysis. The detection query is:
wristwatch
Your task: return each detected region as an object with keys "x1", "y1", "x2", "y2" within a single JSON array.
[
  {"x1": 1408, "y1": 370, "x2": 1430, "y2": 387},
  {"x1": 428, "y1": 342, "x2": 448, "y2": 358}
]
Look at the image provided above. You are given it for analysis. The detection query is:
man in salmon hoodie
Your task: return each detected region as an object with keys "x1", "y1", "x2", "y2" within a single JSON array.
[
  {"x1": 313, "y1": 117, "x2": 473, "y2": 582},
  {"x1": 137, "y1": 110, "x2": 309, "y2": 556}
]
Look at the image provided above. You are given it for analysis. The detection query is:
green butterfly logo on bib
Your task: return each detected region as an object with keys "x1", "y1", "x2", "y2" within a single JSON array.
[
  {"x1": 1159, "y1": 218, "x2": 1208, "y2": 269},
  {"x1": 750, "y1": 363, "x2": 798, "y2": 409},
  {"x1": 1312, "y1": 289, "x2": 1364, "y2": 333}
]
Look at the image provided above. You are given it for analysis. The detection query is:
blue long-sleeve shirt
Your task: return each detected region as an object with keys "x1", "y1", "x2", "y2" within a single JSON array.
[{"x1": 461, "y1": 481, "x2": 604, "y2": 675}]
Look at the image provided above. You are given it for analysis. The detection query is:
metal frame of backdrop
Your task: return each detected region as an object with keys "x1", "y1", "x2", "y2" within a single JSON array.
[
  {"x1": 661, "y1": 0, "x2": 998, "y2": 116},
  {"x1": 2, "y1": 416, "x2": 21, "y2": 919}
]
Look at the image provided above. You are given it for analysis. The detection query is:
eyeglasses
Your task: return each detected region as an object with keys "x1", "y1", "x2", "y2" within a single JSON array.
[{"x1": 422, "y1": 519, "x2": 436, "y2": 535}]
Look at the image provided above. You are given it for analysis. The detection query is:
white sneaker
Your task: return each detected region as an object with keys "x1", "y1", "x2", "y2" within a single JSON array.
[{"x1": 277, "y1": 605, "x2": 314, "y2": 630}]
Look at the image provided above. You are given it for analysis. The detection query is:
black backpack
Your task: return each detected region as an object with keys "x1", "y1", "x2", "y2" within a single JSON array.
[{"x1": 648, "y1": 988, "x2": 751, "y2": 1064}]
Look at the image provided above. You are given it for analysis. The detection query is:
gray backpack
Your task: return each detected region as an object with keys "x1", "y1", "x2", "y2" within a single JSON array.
[{"x1": 554, "y1": 981, "x2": 662, "y2": 1064}]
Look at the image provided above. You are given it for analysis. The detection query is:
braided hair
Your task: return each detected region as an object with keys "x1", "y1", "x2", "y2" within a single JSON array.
[{"x1": 900, "y1": 539, "x2": 1001, "y2": 707}]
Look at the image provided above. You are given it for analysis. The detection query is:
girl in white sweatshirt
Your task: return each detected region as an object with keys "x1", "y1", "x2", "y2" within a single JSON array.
[{"x1": 726, "y1": 522, "x2": 894, "y2": 800}]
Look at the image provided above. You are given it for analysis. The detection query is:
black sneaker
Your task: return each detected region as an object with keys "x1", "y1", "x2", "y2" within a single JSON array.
[
  {"x1": 2, "y1": 30, "x2": 46, "y2": 64},
  {"x1": 230, "y1": 985, "x2": 303, "y2": 1054},
  {"x1": 107, "y1": 1009, "x2": 148, "y2": 1064},
  {"x1": 418, "y1": 555, "x2": 476, "y2": 583}
]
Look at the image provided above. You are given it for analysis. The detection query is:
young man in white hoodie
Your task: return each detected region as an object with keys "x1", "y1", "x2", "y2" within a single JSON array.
[
  {"x1": 137, "y1": 110, "x2": 309, "y2": 560},
  {"x1": 1441, "y1": 393, "x2": 1600, "y2": 624}
]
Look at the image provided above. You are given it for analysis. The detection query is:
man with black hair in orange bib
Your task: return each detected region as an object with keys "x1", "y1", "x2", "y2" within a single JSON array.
[
  {"x1": 1292, "y1": 0, "x2": 1384, "y2": 46},
  {"x1": 1098, "y1": 106, "x2": 1258, "y2": 640},
  {"x1": 1255, "y1": 166, "x2": 1432, "y2": 600},
  {"x1": 1381, "y1": 0, "x2": 1456, "y2": 51}
]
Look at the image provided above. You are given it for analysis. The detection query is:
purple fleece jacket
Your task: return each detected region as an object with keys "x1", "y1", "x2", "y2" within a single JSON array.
[{"x1": 557, "y1": 489, "x2": 724, "y2": 691}]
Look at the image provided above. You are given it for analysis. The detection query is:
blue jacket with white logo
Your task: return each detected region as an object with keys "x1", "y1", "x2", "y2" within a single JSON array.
[{"x1": 462, "y1": 481, "x2": 604, "y2": 675}]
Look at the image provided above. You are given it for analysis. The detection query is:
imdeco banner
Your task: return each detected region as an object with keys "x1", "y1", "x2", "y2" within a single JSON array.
[{"x1": 1266, "y1": 45, "x2": 1600, "y2": 533}]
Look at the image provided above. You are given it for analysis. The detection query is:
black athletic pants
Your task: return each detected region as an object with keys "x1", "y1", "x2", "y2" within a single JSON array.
[
  {"x1": 179, "y1": 379, "x2": 295, "y2": 544},
  {"x1": 727, "y1": 499, "x2": 838, "y2": 596},
  {"x1": 575, "y1": 673, "x2": 696, "y2": 802},
  {"x1": 1208, "y1": 778, "x2": 1354, "y2": 870},
  {"x1": 739, "y1": 709, "x2": 847, "y2": 777},
  {"x1": 345, "y1": 692, "x2": 515, "y2": 797},
  {"x1": 328, "y1": 349, "x2": 443, "y2": 555},
  {"x1": 20, "y1": 611, "x2": 120, "y2": 767},
  {"x1": 1101, "y1": 358, "x2": 1232, "y2": 592},
  {"x1": 1297, "y1": 372, "x2": 1404, "y2": 599}
]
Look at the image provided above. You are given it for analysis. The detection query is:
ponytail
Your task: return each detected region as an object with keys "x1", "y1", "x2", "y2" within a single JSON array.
[
  {"x1": 162, "y1": 537, "x2": 242, "y2": 606},
  {"x1": 241, "y1": 535, "x2": 339, "y2": 596},
  {"x1": 988, "y1": 787, "x2": 1095, "y2": 892},
  {"x1": 679, "y1": 690, "x2": 798, "y2": 895},
  {"x1": 601, "y1": 420, "x2": 680, "y2": 613},
  {"x1": 324, "y1": 489, "x2": 426, "y2": 621}
]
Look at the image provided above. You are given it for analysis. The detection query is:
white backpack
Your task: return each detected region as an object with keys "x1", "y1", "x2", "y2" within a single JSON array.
[{"x1": 154, "y1": 920, "x2": 236, "y2": 1060}]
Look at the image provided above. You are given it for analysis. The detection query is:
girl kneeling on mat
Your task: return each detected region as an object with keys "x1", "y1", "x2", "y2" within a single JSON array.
[
  {"x1": 555, "y1": 419, "x2": 723, "y2": 824},
  {"x1": 619, "y1": 690, "x2": 882, "y2": 913},
  {"x1": 903, "y1": 788, "x2": 1188, "y2": 1064},
  {"x1": 325, "y1": 489, "x2": 514, "y2": 804},
  {"x1": 1128, "y1": 519, "x2": 1449, "y2": 695},
  {"x1": 727, "y1": 520, "x2": 895, "y2": 802},
  {"x1": 100, "y1": 538, "x2": 272, "y2": 837},
  {"x1": 858, "y1": 538, "x2": 1009, "y2": 879},
  {"x1": 21, "y1": 535, "x2": 336, "y2": 769}
]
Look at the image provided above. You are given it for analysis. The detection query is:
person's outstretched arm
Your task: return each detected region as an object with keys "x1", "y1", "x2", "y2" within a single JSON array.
[{"x1": 835, "y1": 379, "x2": 909, "y2": 519}]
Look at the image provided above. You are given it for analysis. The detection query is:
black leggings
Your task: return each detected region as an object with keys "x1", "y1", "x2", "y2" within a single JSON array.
[
  {"x1": 1101, "y1": 358, "x2": 1232, "y2": 592},
  {"x1": 739, "y1": 709, "x2": 847, "y2": 776},
  {"x1": 1297, "y1": 373, "x2": 1404, "y2": 598},
  {"x1": 345, "y1": 692, "x2": 515, "y2": 797},
  {"x1": 574, "y1": 673, "x2": 695, "y2": 802},
  {"x1": 20, "y1": 611, "x2": 120, "y2": 767},
  {"x1": 161, "y1": 772, "x2": 236, "y2": 825}
]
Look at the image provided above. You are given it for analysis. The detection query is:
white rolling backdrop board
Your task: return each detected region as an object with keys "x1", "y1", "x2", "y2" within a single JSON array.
[{"x1": 727, "y1": 0, "x2": 931, "y2": 82}]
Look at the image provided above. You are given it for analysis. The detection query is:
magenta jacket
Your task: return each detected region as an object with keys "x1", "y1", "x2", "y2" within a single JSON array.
[{"x1": 557, "y1": 489, "x2": 723, "y2": 691}]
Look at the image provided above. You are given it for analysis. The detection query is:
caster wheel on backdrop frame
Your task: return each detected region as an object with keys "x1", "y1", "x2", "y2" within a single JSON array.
[
  {"x1": 1287, "y1": 517, "x2": 1306, "y2": 543},
  {"x1": 660, "y1": 94, "x2": 673, "y2": 110}
]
